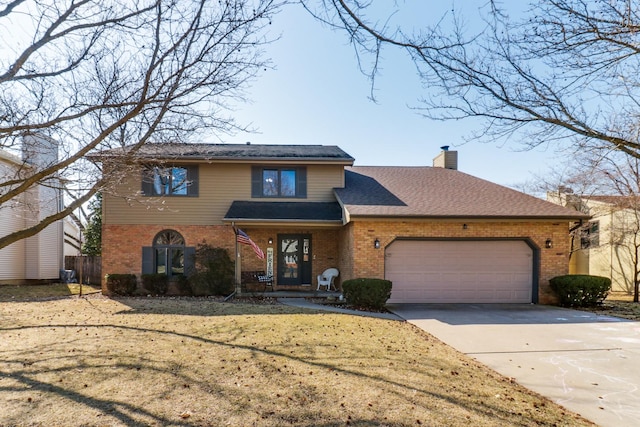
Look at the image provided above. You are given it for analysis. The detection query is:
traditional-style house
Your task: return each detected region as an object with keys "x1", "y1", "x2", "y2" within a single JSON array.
[{"x1": 95, "y1": 143, "x2": 588, "y2": 303}]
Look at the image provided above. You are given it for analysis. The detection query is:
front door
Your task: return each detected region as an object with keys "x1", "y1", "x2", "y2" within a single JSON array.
[{"x1": 278, "y1": 234, "x2": 312, "y2": 286}]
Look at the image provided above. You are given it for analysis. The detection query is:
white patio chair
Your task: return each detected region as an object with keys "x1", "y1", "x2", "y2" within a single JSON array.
[{"x1": 317, "y1": 268, "x2": 339, "y2": 291}]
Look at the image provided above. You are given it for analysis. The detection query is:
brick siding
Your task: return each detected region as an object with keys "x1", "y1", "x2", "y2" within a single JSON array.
[
  {"x1": 102, "y1": 224, "x2": 340, "y2": 292},
  {"x1": 103, "y1": 220, "x2": 570, "y2": 304},
  {"x1": 339, "y1": 220, "x2": 570, "y2": 304}
]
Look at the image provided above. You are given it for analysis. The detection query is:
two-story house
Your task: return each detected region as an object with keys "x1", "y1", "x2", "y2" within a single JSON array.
[
  {"x1": 549, "y1": 191, "x2": 640, "y2": 294},
  {"x1": 95, "y1": 143, "x2": 588, "y2": 304},
  {"x1": 0, "y1": 134, "x2": 80, "y2": 284}
]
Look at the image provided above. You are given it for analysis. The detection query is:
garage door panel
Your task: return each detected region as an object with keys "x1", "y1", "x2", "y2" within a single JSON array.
[{"x1": 385, "y1": 240, "x2": 533, "y2": 303}]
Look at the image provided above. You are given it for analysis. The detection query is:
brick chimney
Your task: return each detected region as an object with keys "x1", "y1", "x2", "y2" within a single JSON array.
[{"x1": 432, "y1": 146, "x2": 458, "y2": 170}]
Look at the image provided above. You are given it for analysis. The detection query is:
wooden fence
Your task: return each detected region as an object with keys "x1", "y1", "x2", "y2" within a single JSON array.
[{"x1": 64, "y1": 256, "x2": 102, "y2": 285}]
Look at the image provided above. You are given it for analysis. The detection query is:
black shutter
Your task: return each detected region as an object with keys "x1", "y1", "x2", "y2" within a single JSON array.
[
  {"x1": 184, "y1": 246, "x2": 196, "y2": 276},
  {"x1": 141, "y1": 168, "x2": 154, "y2": 196},
  {"x1": 187, "y1": 165, "x2": 199, "y2": 196},
  {"x1": 142, "y1": 247, "x2": 154, "y2": 274},
  {"x1": 296, "y1": 167, "x2": 307, "y2": 198},
  {"x1": 251, "y1": 166, "x2": 262, "y2": 198}
]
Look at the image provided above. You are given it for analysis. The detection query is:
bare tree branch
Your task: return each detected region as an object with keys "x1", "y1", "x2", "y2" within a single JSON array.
[
  {"x1": 305, "y1": 0, "x2": 640, "y2": 157},
  {"x1": 0, "y1": 0, "x2": 284, "y2": 250}
]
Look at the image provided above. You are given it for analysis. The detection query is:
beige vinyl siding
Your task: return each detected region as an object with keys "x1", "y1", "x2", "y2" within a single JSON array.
[
  {"x1": 308, "y1": 164, "x2": 345, "y2": 199},
  {"x1": 104, "y1": 163, "x2": 345, "y2": 225}
]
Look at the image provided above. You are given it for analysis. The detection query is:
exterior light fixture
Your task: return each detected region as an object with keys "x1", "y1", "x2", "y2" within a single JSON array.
[
  {"x1": 545, "y1": 239, "x2": 553, "y2": 249},
  {"x1": 374, "y1": 238, "x2": 381, "y2": 249},
  {"x1": 463, "y1": 224, "x2": 468, "y2": 230},
  {"x1": 268, "y1": 237, "x2": 273, "y2": 245}
]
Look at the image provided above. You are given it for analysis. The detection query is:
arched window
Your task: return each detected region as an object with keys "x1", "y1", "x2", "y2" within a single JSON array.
[{"x1": 153, "y1": 229, "x2": 185, "y2": 276}]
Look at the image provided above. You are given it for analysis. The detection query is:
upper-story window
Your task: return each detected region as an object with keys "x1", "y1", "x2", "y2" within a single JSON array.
[
  {"x1": 580, "y1": 221, "x2": 600, "y2": 249},
  {"x1": 142, "y1": 165, "x2": 198, "y2": 196},
  {"x1": 252, "y1": 166, "x2": 306, "y2": 198}
]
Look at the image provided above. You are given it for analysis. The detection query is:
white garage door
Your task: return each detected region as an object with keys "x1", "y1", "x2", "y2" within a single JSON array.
[{"x1": 385, "y1": 240, "x2": 533, "y2": 303}]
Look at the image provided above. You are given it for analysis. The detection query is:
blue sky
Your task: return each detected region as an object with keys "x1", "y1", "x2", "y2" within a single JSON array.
[{"x1": 223, "y1": 2, "x2": 563, "y2": 188}]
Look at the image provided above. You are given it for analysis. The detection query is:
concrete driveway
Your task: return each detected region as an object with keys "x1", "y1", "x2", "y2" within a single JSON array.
[{"x1": 387, "y1": 304, "x2": 640, "y2": 427}]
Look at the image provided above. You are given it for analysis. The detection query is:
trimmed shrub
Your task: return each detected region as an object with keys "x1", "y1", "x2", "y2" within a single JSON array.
[
  {"x1": 188, "y1": 243, "x2": 234, "y2": 296},
  {"x1": 141, "y1": 273, "x2": 169, "y2": 295},
  {"x1": 549, "y1": 274, "x2": 611, "y2": 307},
  {"x1": 342, "y1": 278, "x2": 392, "y2": 310},
  {"x1": 176, "y1": 275, "x2": 192, "y2": 296},
  {"x1": 105, "y1": 274, "x2": 137, "y2": 296}
]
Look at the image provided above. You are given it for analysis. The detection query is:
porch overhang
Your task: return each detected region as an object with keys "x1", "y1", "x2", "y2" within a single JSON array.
[{"x1": 223, "y1": 201, "x2": 344, "y2": 227}]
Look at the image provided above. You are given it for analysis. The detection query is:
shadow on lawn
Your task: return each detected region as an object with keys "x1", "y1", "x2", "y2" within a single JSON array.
[
  {"x1": 0, "y1": 320, "x2": 547, "y2": 427},
  {"x1": 0, "y1": 283, "x2": 101, "y2": 302},
  {"x1": 0, "y1": 368, "x2": 194, "y2": 427},
  {"x1": 109, "y1": 295, "x2": 313, "y2": 317}
]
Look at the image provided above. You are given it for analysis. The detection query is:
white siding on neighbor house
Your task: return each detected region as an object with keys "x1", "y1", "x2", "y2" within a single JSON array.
[
  {"x1": 0, "y1": 200, "x2": 26, "y2": 281},
  {"x1": 64, "y1": 217, "x2": 81, "y2": 257},
  {"x1": 25, "y1": 182, "x2": 63, "y2": 280},
  {"x1": 25, "y1": 221, "x2": 62, "y2": 280},
  {"x1": 0, "y1": 155, "x2": 27, "y2": 281},
  {"x1": 1, "y1": 138, "x2": 65, "y2": 282}
]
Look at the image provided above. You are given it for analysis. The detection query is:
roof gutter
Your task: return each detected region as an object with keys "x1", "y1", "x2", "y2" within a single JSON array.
[
  {"x1": 344, "y1": 214, "x2": 592, "y2": 222},
  {"x1": 222, "y1": 218, "x2": 343, "y2": 228}
]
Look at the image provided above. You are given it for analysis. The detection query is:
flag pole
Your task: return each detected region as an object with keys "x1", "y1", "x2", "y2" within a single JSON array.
[{"x1": 233, "y1": 224, "x2": 241, "y2": 296}]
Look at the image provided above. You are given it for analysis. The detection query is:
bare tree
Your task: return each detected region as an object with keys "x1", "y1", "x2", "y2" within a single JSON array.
[
  {"x1": 0, "y1": 0, "x2": 283, "y2": 250},
  {"x1": 304, "y1": 0, "x2": 640, "y2": 157},
  {"x1": 546, "y1": 150, "x2": 640, "y2": 301}
]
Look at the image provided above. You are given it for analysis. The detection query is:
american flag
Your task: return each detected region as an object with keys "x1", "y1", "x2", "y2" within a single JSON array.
[{"x1": 235, "y1": 228, "x2": 265, "y2": 259}]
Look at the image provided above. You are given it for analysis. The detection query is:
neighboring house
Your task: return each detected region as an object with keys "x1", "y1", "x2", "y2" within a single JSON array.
[
  {"x1": 64, "y1": 215, "x2": 82, "y2": 257},
  {"x1": 0, "y1": 135, "x2": 79, "y2": 284},
  {"x1": 549, "y1": 192, "x2": 640, "y2": 293},
  {"x1": 95, "y1": 143, "x2": 587, "y2": 304}
]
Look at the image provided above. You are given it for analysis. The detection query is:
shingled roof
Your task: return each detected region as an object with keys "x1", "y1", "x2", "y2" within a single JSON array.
[
  {"x1": 335, "y1": 166, "x2": 590, "y2": 220},
  {"x1": 588, "y1": 195, "x2": 640, "y2": 210},
  {"x1": 224, "y1": 201, "x2": 343, "y2": 223},
  {"x1": 93, "y1": 143, "x2": 354, "y2": 163}
]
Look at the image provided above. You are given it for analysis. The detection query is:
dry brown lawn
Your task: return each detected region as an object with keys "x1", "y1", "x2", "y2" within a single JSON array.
[
  {"x1": 0, "y1": 283, "x2": 101, "y2": 301},
  {"x1": 0, "y1": 287, "x2": 596, "y2": 426},
  {"x1": 578, "y1": 292, "x2": 640, "y2": 321}
]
